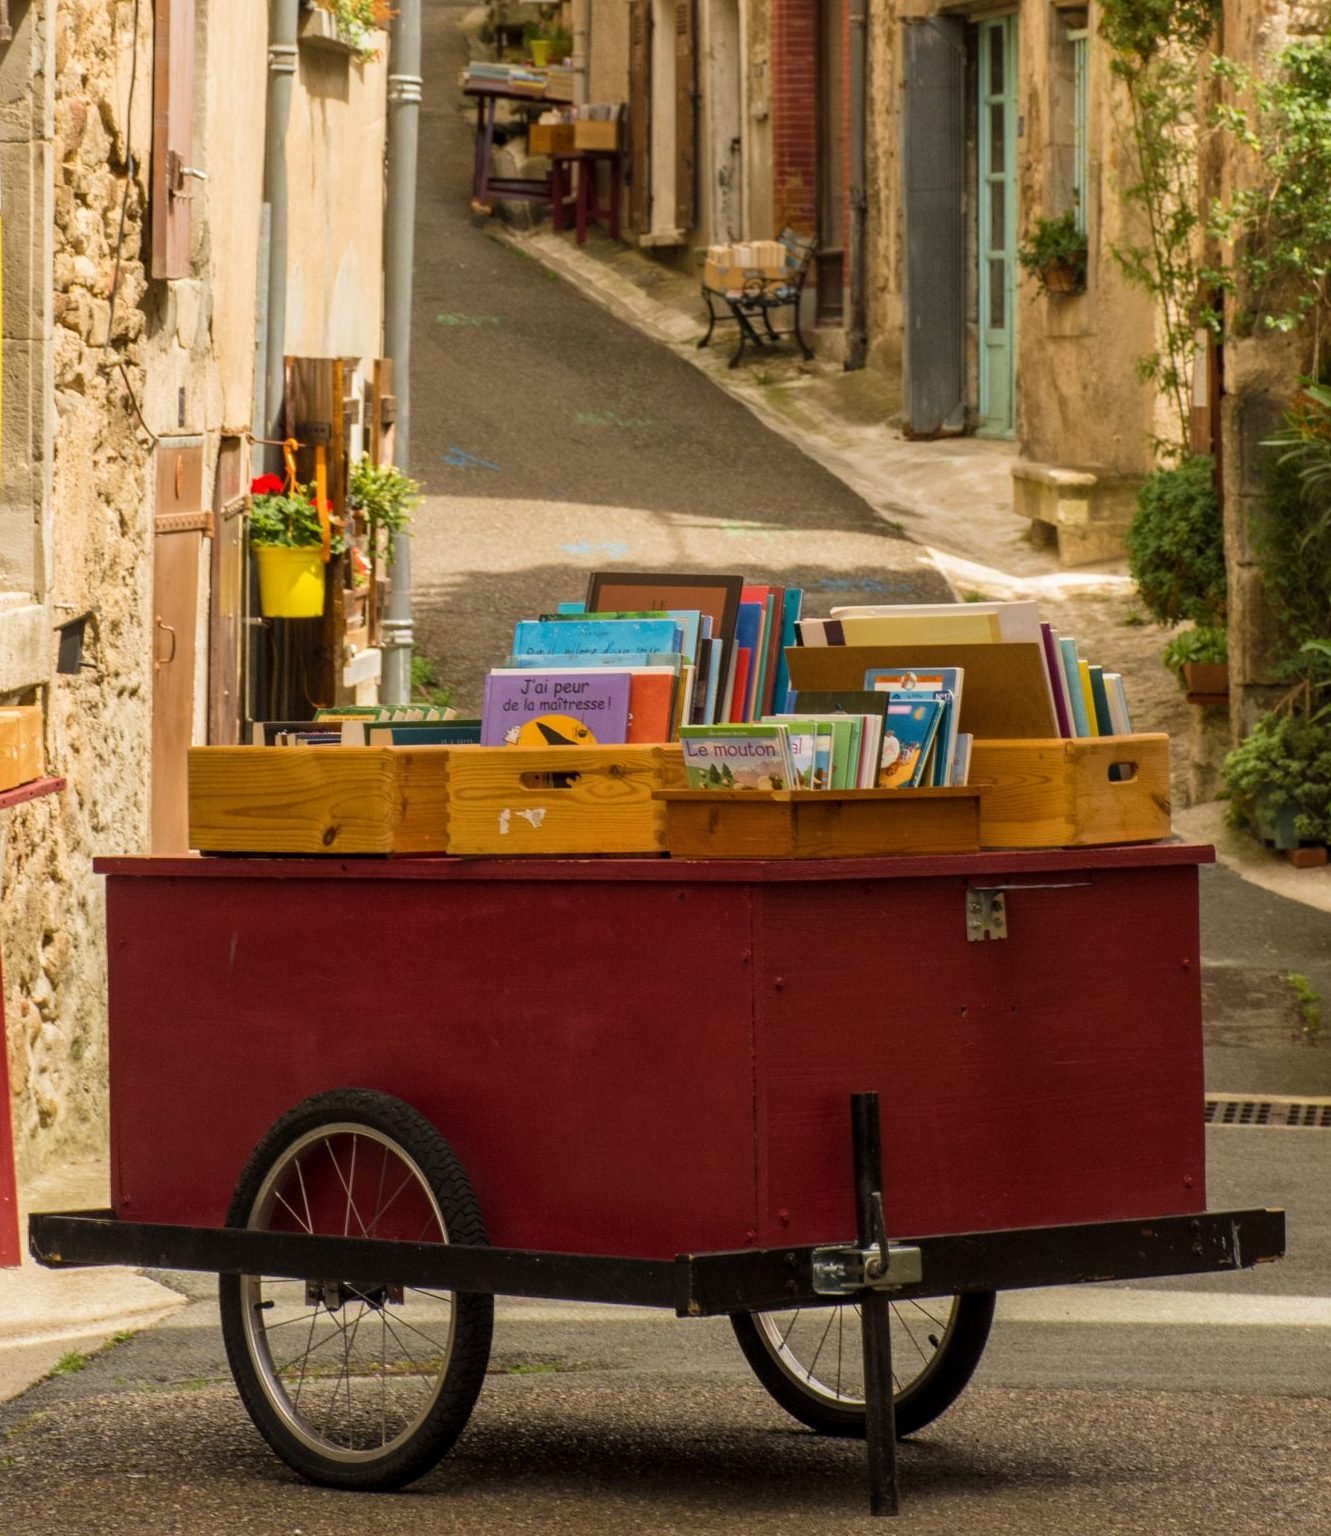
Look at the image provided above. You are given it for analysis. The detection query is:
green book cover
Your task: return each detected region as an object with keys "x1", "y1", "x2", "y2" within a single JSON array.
[{"x1": 679, "y1": 724, "x2": 795, "y2": 790}]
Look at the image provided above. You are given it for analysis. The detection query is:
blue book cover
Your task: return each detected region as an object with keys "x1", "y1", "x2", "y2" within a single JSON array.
[
  {"x1": 772, "y1": 588, "x2": 803, "y2": 713},
  {"x1": 505, "y1": 651, "x2": 681, "y2": 674},
  {"x1": 512, "y1": 618, "x2": 682, "y2": 657},
  {"x1": 547, "y1": 609, "x2": 703, "y2": 663},
  {"x1": 703, "y1": 637, "x2": 725, "y2": 724},
  {"x1": 481, "y1": 670, "x2": 632, "y2": 746},
  {"x1": 1058, "y1": 638, "x2": 1090, "y2": 736},
  {"x1": 734, "y1": 602, "x2": 764, "y2": 720},
  {"x1": 880, "y1": 698, "x2": 944, "y2": 788}
]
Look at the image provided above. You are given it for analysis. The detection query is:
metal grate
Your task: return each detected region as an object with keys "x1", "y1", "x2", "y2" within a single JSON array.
[{"x1": 1206, "y1": 1095, "x2": 1331, "y2": 1129}]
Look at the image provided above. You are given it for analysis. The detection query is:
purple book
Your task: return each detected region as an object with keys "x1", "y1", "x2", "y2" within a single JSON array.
[
  {"x1": 1040, "y1": 622, "x2": 1073, "y2": 739},
  {"x1": 481, "y1": 669, "x2": 632, "y2": 747}
]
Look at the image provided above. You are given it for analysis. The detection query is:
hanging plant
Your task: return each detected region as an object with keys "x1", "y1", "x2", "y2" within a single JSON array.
[
  {"x1": 1017, "y1": 211, "x2": 1089, "y2": 298},
  {"x1": 314, "y1": 0, "x2": 394, "y2": 64}
]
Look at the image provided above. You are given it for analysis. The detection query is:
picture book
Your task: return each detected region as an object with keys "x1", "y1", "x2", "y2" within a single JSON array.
[
  {"x1": 504, "y1": 651, "x2": 682, "y2": 674},
  {"x1": 679, "y1": 724, "x2": 796, "y2": 790},
  {"x1": 548, "y1": 609, "x2": 703, "y2": 664},
  {"x1": 783, "y1": 724, "x2": 817, "y2": 788},
  {"x1": 1088, "y1": 665, "x2": 1114, "y2": 736},
  {"x1": 1077, "y1": 660, "x2": 1098, "y2": 737},
  {"x1": 879, "y1": 698, "x2": 944, "y2": 788},
  {"x1": 771, "y1": 588, "x2": 804, "y2": 713},
  {"x1": 735, "y1": 600, "x2": 764, "y2": 719},
  {"x1": 340, "y1": 720, "x2": 483, "y2": 746},
  {"x1": 512, "y1": 618, "x2": 683, "y2": 657},
  {"x1": 797, "y1": 610, "x2": 1002, "y2": 647},
  {"x1": 491, "y1": 665, "x2": 678, "y2": 744},
  {"x1": 481, "y1": 670, "x2": 632, "y2": 746},
  {"x1": 1040, "y1": 624, "x2": 1074, "y2": 738},
  {"x1": 863, "y1": 668, "x2": 962, "y2": 786},
  {"x1": 952, "y1": 733, "x2": 973, "y2": 787},
  {"x1": 1104, "y1": 672, "x2": 1133, "y2": 735}
]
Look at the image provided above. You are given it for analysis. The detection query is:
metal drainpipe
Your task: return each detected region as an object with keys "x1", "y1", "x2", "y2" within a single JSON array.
[
  {"x1": 262, "y1": 0, "x2": 298, "y2": 463},
  {"x1": 846, "y1": 0, "x2": 868, "y2": 371},
  {"x1": 380, "y1": 0, "x2": 422, "y2": 706},
  {"x1": 572, "y1": 0, "x2": 589, "y2": 106}
]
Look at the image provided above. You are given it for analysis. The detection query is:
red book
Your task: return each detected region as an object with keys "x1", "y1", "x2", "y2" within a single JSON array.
[
  {"x1": 625, "y1": 673, "x2": 677, "y2": 743},
  {"x1": 728, "y1": 648, "x2": 753, "y2": 723}
]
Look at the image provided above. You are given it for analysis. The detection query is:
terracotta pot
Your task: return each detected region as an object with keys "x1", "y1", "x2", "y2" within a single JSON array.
[
  {"x1": 1040, "y1": 259, "x2": 1085, "y2": 296},
  {"x1": 1183, "y1": 661, "x2": 1229, "y2": 706}
]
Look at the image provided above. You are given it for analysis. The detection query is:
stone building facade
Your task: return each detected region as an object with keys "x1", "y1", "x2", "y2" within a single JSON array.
[{"x1": 1, "y1": 0, "x2": 393, "y2": 1184}]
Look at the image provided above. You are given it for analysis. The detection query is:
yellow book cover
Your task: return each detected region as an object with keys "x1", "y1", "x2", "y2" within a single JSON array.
[
  {"x1": 835, "y1": 612, "x2": 1002, "y2": 647},
  {"x1": 1077, "y1": 660, "x2": 1099, "y2": 737}
]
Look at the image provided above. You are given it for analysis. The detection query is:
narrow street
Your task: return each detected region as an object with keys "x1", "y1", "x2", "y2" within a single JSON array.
[
  {"x1": 1, "y1": 9, "x2": 1329, "y2": 1535},
  {"x1": 407, "y1": 3, "x2": 950, "y2": 711}
]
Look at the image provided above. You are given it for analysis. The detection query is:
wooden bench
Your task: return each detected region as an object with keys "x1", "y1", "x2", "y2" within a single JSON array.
[{"x1": 697, "y1": 227, "x2": 817, "y2": 369}]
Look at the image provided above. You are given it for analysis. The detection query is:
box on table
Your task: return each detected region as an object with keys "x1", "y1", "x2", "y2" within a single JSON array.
[
  {"x1": 573, "y1": 119, "x2": 619, "y2": 152},
  {"x1": 188, "y1": 746, "x2": 450, "y2": 855},
  {"x1": 445, "y1": 745, "x2": 685, "y2": 855},
  {"x1": 657, "y1": 787, "x2": 981, "y2": 859},
  {"x1": 969, "y1": 734, "x2": 1171, "y2": 849},
  {"x1": 0, "y1": 707, "x2": 43, "y2": 793},
  {"x1": 529, "y1": 121, "x2": 575, "y2": 155}
]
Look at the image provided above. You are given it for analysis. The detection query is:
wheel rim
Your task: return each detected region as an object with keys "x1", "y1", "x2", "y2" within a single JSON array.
[
  {"x1": 752, "y1": 1296, "x2": 964, "y2": 1410},
  {"x1": 238, "y1": 1122, "x2": 459, "y2": 1465}
]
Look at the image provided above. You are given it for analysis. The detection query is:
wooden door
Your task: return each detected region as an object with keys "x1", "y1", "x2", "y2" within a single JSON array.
[
  {"x1": 151, "y1": 438, "x2": 206, "y2": 853},
  {"x1": 629, "y1": 0, "x2": 651, "y2": 234},
  {"x1": 152, "y1": 0, "x2": 195, "y2": 279},
  {"x1": 674, "y1": 0, "x2": 697, "y2": 231},
  {"x1": 208, "y1": 436, "x2": 245, "y2": 745}
]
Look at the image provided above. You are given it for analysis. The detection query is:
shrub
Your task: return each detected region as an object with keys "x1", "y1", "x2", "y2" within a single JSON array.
[
  {"x1": 1223, "y1": 709, "x2": 1331, "y2": 845},
  {"x1": 1125, "y1": 456, "x2": 1226, "y2": 627},
  {"x1": 1161, "y1": 624, "x2": 1228, "y2": 684}
]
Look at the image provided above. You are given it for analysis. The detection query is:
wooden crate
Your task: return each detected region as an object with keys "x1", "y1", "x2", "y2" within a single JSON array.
[
  {"x1": 656, "y1": 788, "x2": 981, "y2": 859},
  {"x1": 0, "y1": 707, "x2": 43, "y2": 794},
  {"x1": 529, "y1": 121, "x2": 575, "y2": 155},
  {"x1": 446, "y1": 745, "x2": 684, "y2": 855},
  {"x1": 573, "y1": 119, "x2": 619, "y2": 151},
  {"x1": 188, "y1": 746, "x2": 450, "y2": 855},
  {"x1": 969, "y1": 734, "x2": 1171, "y2": 849}
]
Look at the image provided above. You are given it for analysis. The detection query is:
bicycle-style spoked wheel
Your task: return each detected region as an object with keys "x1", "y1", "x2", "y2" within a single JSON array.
[
  {"x1": 219, "y1": 1090, "x2": 493, "y2": 1490},
  {"x1": 732, "y1": 1291, "x2": 995, "y2": 1438}
]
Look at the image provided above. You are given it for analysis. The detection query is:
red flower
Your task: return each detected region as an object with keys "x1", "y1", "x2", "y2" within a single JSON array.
[
  {"x1": 250, "y1": 473, "x2": 284, "y2": 496},
  {"x1": 307, "y1": 495, "x2": 333, "y2": 513}
]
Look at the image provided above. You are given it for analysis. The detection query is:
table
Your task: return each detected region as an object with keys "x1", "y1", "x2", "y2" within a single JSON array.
[{"x1": 464, "y1": 84, "x2": 555, "y2": 215}]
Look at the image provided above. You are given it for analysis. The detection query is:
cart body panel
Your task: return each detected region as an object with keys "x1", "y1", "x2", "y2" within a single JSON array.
[{"x1": 101, "y1": 845, "x2": 1209, "y2": 1258}]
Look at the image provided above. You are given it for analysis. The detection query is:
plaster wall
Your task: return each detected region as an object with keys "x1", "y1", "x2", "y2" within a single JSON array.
[
  {"x1": 284, "y1": 43, "x2": 388, "y2": 368},
  {"x1": 587, "y1": 0, "x2": 629, "y2": 104}
]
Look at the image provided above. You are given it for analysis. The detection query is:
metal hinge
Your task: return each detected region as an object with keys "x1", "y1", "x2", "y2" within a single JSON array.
[
  {"x1": 810, "y1": 1242, "x2": 923, "y2": 1296},
  {"x1": 966, "y1": 881, "x2": 1093, "y2": 942}
]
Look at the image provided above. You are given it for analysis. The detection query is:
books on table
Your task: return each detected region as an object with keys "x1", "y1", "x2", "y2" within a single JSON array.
[{"x1": 679, "y1": 724, "x2": 796, "y2": 790}]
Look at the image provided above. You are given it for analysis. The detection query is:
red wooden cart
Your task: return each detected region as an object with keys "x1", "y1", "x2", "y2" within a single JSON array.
[{"x1": 30, "y1": 842, "x2": 1284, "y2": 1515}]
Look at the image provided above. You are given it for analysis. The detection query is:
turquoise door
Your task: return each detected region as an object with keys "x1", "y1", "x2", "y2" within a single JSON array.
[{"x1": 978, "y1": 14, "x2": 1017, "y2": 437}]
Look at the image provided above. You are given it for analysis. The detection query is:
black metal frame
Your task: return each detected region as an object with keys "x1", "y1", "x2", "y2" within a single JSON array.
[
  {"x1": 697, "y1": 228, "x2": 817, "y2": 370},
  {"x1": 27, "y1": 1093, "x2": 1286, "y2": 1519}
]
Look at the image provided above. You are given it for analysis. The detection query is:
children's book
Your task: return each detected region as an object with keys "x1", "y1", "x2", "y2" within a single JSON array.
[
  {"x1": 1040, "y1": 623, "x2": 1074, "y2": 738},
  {"x1": 340, "y1": 720, "x2": 483, "y2": 746},
  {"x1": 951, "y1": 733, "x2": 974, "y2": 787},
  {"x1": 1077, "y1": 660, "x2": 1099, "y2": 737},
  {"x1": 679, "y1": 724, "x2": 796, "y2": 790},
  {"x1": 863, "y1": 668, "x2": 962, "y2": 786},
  {"x1": 1104, "y1": 672, "x2": 1134, "y2": 735},
  {"x1": 512, "y1": 618, "x2": 682, "y2": 657},
  {"x1": 879, "y1": 698, "x2": 944, "y2": 788},
  {"x1": 771, "y1": 588, "x2": 804, "y2": 713},
  {"x1": 1088, "y1": 664, "x2": 1114, "y2": 736},
  {"x1": 481, "y1": 670, "x2": 632, "y2": 746}
]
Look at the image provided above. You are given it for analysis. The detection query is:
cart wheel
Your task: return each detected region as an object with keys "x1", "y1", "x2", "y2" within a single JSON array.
[
  {"x1": 218, "y1": 1089, "x2": 493, "y2": 1491},
  {"x1": 731, "y1": 1291, "x2": 994, "y2": 1438}
]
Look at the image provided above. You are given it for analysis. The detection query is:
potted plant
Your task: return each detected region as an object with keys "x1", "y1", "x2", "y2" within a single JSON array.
[
  {"x1": 307, "y1": 0, "x2": 392, "y2": 63},
  {"x1": 1223, "y1": 706, "x2": 1331, "y2": 852},
  {"x1": 248, "y1": 473, "x2": 345, "y2": 619},
  {"x1": 1017, "y1": 210, "x2": 1089, "y2": 297},
  {"x1": 1162, "y1": 625, "x2": 1229, "y2": 703},
  {"x1": 349, "y1": 455, "x2": 420, "y2": 635}
]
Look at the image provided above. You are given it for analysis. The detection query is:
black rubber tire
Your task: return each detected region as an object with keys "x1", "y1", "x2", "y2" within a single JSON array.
[
  {"x1": 218, "y1": 1089, "x2": 493, "y2": 1491},
  {"x1": 731, "y1": 1291, "x2": 995, "y2": 1438}
]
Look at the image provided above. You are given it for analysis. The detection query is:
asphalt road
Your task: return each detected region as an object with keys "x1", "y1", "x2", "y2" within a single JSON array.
[{"x1": 406, "y1": 3, "x2": 950, "y2": 713}]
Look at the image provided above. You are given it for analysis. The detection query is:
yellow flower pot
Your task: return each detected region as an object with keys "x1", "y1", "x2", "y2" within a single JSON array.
[
  {"x1": 254, "y1": 544, "x2": 326, "y2": 619},
  {"x1": 530, "y1": 38, "x2": 551, "y2": 66}
]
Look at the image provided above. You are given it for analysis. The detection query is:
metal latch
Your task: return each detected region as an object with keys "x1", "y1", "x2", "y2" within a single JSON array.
[
  {"x1": 811, "y1": 1242, "x2": 923, "y2": 1296},
  {"x1": 966, "y1": 888, "x2": 1007, "y2": 942}
]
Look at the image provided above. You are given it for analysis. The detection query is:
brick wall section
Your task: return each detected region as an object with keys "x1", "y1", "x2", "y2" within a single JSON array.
[{"x1": 772, "y1": 0, "x2": 817, "y2": 234}]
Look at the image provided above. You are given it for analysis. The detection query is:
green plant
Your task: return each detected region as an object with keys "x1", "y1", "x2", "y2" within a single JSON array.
[
  {"x1": 247, "y1": 474, "x2": 347, "y2": 555},
  {"x1": 410, "y1": 655, "x2": 455, "y2": 710},
  {"x1": 1125, "y1": 456, "x2": 1226, "y2": 626},
  {"x1": 1286, "y1": 972, "x2": 1324, "y2": 1039},
  {"x1": 52, "y1": 1352, "x2": 88, "y2": 1376},
  {"x1": 1162, "y1": 624, "x2": 1228, "y2": 683},
  {"x1": 1017, "y1": 211, "x2": 1088, "y2": 296},
  {"x1": 349, "y1": 455, "x2": 420, "y2": 565},
  {"x1": 1211, "y1": 38, "x2": 1331, "y2": 370},
  {"x1": 316, "y1": 0, "x2": 394, "y2": 62},
  {"x1": 1223, "y1": 708, "x2": 1331, "y2": 845},
  {"x1": 1254, "y1": 428, "x2": 1331, "y2": 668},
  {"x1": 1098, "y1": 0, "x2": 1219, "y2": 456}
]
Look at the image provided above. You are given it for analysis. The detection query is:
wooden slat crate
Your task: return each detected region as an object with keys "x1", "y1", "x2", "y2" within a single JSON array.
[
  {"x1": 445, "y1": 745, "x2": 685, "y2": 855},
  {"x1": 969, "y1": 734, "x2": 1171, "y2": 849},
  {"x1": 656, "y1": 788, "x2": 982, "y2": 859},
  {"x1": 188, "y1": 747, "x2": 450, "y2": 855},
  {"x1": 0, "y1": 707, "x2": 43, "y2": 794}
]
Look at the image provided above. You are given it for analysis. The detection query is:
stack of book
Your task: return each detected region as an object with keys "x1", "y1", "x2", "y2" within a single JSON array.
[
  {"x1": 254, "y1": 705, "x2": 482, "y2": 748},
  {"x1": 463, "y1": 61, "x2": 547, "y2": 95},
  {"x1": 477, "y1": 573, "x2": 805, "y2": 747}
]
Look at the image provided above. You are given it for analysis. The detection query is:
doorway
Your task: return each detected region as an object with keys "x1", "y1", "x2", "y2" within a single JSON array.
[
  {"x1": 816, "y1": 0, "x2": 846, "y2": 325},
  {"x1": 706, "y1": 0, "x2": 743, "y2": 244},
  {"x1": 977, "y1": 13, "x2": 1017, "y2": 436}
]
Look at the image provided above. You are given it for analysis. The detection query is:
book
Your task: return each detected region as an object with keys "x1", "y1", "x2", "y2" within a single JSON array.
[
  {"x1": 492, "y1": 665, "x2": 678, "y2": 744},
  {"x1": 678, "y1": 724, "x2": 796, "y2": 790},
  {"x1": 789, "y1": 689, "x2": 891, "y2": 787},
  {"x1": 1040, "y1": 624, "x2": 1075, "y2": 738},
  {"x1": 879, "y1": 698, "x2": 944, "y2": 788},
  {"x1": 1058, "y1": 638, "x2": 1091, "y2": 737},
  {"x1": 340, "y1": 720, "x2": 483, "y2": 746},
  {"x1": 511, "y1": 618, "x2": 683, "y2": 656},
  {"x1": 798, "y1": 611, "x2": 1003, "y2": 647},
  {"x1": 1088, "y1": 664, "x2": 1114, "y2": 736},
  {"x1": 1077, "y1": 660, "x2": 1099, "y2": 738},
  {"x1": 1104, "y1": 672, "x2": 1134, "y2": 735},
  {"x1": 771, "y1": 588, "x2": 804, "y2": 713},
  {"x1": 863, "y1": 668, "x2": 962, "y2": 787},
  {"x1": 734, "y1": 600, "x2": 764, "y2": 719},
  {"x1": 952, "y1": 733, "x2": 974, "y2": 786},
  {"x1": 481, "y1": 669, "x2": 632, "y2": 746},
  {"x1": 728, "y1": 645, "x2": 752, "y2": 724}
]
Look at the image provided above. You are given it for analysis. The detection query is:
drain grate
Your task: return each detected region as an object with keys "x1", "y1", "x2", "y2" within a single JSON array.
[{"x1": 1206, "y1": 1094, "x2": 1331, "y2": 1128}]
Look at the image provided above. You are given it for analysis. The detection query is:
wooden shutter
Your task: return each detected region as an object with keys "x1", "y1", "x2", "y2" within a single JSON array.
[
  {"x1": 901, "y1": 16, "x2": 966, "y2": 438},
  {"x1": 629, "y1": 0, "x2": 651, "y2": 235},
  {"x1": 674, "y1": 0, "x2": 697, "y2": 232},
  {"x1": 152, "y1": 0, "x2": 196, "y2": 279}
]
